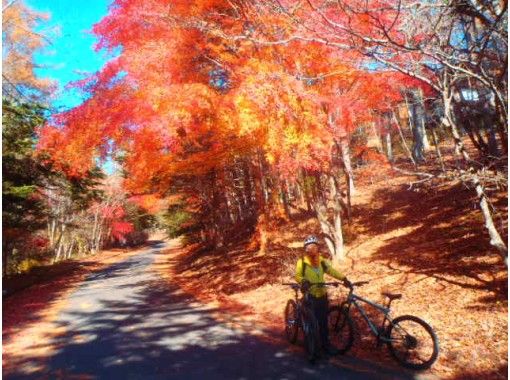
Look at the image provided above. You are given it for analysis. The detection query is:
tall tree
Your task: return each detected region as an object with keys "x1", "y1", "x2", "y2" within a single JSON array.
[
  {"x1": 2, "y1": 0, "x2": 54, "y2": 101},
  {"x1": 36, "y1": 0, "x2": 444, "y2": 262}
]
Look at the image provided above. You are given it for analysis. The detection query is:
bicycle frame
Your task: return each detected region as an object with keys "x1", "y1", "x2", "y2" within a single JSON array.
[
  {"x1": 344, "y1": 292, "x2": 396, "y2": 344},
  {"x1": 286, "y1": 285, "x2": 320, "y2": 331}
]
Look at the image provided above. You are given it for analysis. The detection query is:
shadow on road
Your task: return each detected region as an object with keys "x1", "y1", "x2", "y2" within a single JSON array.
[{"x1": 5, "y1": 247, "x2": 413, "y2": 380}]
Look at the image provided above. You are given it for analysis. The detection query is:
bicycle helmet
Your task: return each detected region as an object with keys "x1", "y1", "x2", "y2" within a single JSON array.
[{"x1": 303, "y1": 235, "x2": 319, "y2": 247}]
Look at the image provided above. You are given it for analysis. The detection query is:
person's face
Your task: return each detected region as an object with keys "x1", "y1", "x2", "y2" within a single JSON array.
[{"x1": 305, "y1": 243, "x2": 319, "y2": 258}]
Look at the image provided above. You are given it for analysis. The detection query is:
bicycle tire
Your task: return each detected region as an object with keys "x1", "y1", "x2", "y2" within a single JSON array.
[
  {"x1": 328, "y1": 305, "x2": 354, "y2": 354},
  {"x1": 284, "y1": 299, "x2": 299, "y2": 344},
  {"x1": 302, "y1": 308, "x2": 321, "y2": 363},
  {"x1": 387, "y1": 315, "x2": 439, "y2": 370}
]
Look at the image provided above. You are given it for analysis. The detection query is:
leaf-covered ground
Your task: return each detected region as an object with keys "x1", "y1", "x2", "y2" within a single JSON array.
[
  {"x1": 164, "y1": 164, "x2": 508, "y2": 380},
  {"x1": 3, "y1": 149, "x2": 507, "y2": 379}
]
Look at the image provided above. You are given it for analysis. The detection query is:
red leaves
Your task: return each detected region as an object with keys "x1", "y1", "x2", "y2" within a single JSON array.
[
  {"x1": 36, "y1": 0, "x2": 434, "y2": 194},
  {"x1": 99, "y1": 205, "x2": 125, "y2": 220},
  {"x1": 111, "y1": 221, "x2": 134, "y2": 240}
]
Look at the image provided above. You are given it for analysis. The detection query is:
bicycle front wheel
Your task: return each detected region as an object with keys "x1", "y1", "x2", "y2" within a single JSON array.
[
  {"x1": 328, "y1": 305, "x2": 354, "y2": 354},
  {"x1": 302, "y1": 310, "x2": 320, "y2": 363},
  {"x1": 387, "y1": 315, "x2": 439, "y2": 370},
  {"x1": 284, "y1": 299, "x2": 299, "y2": 344}
]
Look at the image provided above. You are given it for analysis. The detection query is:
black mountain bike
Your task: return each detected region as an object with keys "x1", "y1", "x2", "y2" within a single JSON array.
[
  {"x1": 283, "y1": 282, "x2": 339, "y2": 363},
  {"x1": 328, "y1": 280, "x2": 439, "y2": 370}
]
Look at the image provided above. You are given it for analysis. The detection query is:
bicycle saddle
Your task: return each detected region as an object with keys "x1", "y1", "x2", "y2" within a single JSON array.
[{"x1": 382, "y1": 292, "x2": 402, "y2": 300}]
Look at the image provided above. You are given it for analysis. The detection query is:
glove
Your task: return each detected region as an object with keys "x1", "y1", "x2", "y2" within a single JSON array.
[
  {"x1": 301, "y1": 280, "x2": 311, "y2": 292},
  {"x1": 343, "y1": 278, "x2": 352, "y2": 288}
]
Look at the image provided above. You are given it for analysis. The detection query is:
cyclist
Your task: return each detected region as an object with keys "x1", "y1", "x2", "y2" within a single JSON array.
[{"x1": 296, "y1": 235, "x2": 351, "y2": 356}]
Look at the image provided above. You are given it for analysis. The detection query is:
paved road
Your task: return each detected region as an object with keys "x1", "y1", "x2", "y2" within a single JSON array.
[{"x1": 6, "y1": 241, "x2": 416, "y2": 380}]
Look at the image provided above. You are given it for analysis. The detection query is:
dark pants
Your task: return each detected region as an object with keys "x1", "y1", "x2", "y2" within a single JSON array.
[{"x1": 309, "y1": 295, "x2": 329, "y2": 348}]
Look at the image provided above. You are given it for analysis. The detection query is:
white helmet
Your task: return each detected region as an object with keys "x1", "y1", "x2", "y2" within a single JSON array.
[{"x1": 304, "y1": 235, "x2": 319, "y2": 247}]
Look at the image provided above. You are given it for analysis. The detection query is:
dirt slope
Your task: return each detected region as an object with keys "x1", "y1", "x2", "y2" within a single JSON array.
[{"x1": 167, "y1": 166, "x2": 508, "y2": 380}]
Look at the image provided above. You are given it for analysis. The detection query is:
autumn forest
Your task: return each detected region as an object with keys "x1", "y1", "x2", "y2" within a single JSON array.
[{"x1": 2, "y1": 0, "x2": 508, "y2": 379}]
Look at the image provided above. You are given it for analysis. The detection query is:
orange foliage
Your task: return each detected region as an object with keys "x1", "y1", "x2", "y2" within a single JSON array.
[
  {"x1": 2, "y1": 0, "x2": 55, "y2": 98},
  {"x1": 129, "y1": 194, "x2": 166, "y2": 215},
  {"x1": 37, "y1": 0, "x2": 428, "y2": 194}
]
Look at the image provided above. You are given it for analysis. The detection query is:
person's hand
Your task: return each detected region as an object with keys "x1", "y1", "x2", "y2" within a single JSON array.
[
  {"x1": 301, "y1": 280, "x2": 311, "y2": 292},
  {"x1": 343, "y1": 278, "x2": 353, "y2": 288}
]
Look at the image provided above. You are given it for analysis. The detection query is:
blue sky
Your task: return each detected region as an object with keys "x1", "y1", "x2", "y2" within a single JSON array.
[
  {"x1": 27, "y1": 0, "x2": 112, "y2": 111},
  {"x1": 26, "y1": 0, "x2": 116, "y2": 172}
]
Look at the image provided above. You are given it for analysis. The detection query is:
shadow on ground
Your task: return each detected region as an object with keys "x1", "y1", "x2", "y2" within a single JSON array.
[
  {"x1": 352, "y1": 182, "x2": 507, "y2": 306},
  {"x1": 4, "y1": 247, "x2": 410, "y2": 380},
  {"x1": 171, "y1": 240, "x2": 289, "y2": 296},
  {"x1": 447, "y1": 365, "x2": 508, "y2": 380},
  {"x1": 2, "y1": 241, "x2": 162, "y2": 349}
]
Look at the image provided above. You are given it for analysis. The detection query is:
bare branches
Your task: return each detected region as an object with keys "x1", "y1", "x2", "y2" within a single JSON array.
[{"x1": 2, "y1": 0, "x2": 18, "y2": 12}]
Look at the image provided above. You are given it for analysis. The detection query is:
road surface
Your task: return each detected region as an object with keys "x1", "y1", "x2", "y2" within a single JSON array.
[{"x1": 6, "y1": 241, "x2": 417, "y2": 380}]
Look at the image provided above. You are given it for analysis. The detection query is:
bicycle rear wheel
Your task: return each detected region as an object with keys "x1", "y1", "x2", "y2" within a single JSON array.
[
  {"x1": 284, "y1": 299, "x2": 299, "y2": 344},
  {"x1": 328, "y1": 305, "x2": 354, "y2": 354},
  {"x1": 387, "y1": 315, "x2": 439, "y2": 370}
]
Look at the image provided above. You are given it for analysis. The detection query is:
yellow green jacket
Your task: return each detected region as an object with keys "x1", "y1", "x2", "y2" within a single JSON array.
[{"x1": 295, "y1": 255, "x2": 345, "y2": 298}]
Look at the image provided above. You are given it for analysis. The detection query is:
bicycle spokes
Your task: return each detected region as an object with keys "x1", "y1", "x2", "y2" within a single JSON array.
[{"x1": 388, "y1": 316, "x2": 438, "y2": 369}]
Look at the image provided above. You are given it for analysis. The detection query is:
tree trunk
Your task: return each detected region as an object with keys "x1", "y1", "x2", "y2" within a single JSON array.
[
  {"x1": 494, "y1": 95, "x2": 508, "y2": 154},
  {"x1": 65, "y1": 240, "x2": 75, "y2": 260},
  {"x1": 248, "y1": 154, "x2": 270, "y2": 253},
  {"x1": 392, "y1": 111, "x2": 417, "y2": 167},
  {"x1": 415, "y1": 88, "x2": 431, "y2": 151},
  {"x1": 53, "y1": 224, "x2": 66, "y2": 263},
  {"x1": 281, "y1": 180, "x2": 292, "y2": 220},
  {"x1": 313, "y1": 199, "x2": 336, "y2": 258},
  {"x1": 242, "y1": 158, "x2": 254, "y2": 213},
  {"x1": 405, "y1": 92, "x2": 427, "y2": 162},
  {"x1": 443, "y1": 89, "x2": 507, "y2": 263},
  {"x1": 473, "y1": 174, "x2": 507, "y2": 263},
  {"x1": 257, "y1": 151, "x2": 270, "y2": 205},
  {"x1": 210, "y1": 170, "x2": 227, "y2": 248},
  {"x1": 224, "y1": 186, "x2": 236, "y2": 224},
  {"x1": 312, "y1": 174, "x2": 344, "y2": 263},
  {"x1": 339, "y1": 137, "x2": 355, "y2": 196},
  {"x1": 486, "y1": 124, "x2": 500, "y2": 157},
  {"x1": 91, "y1": 210, "x2": 100, "y2": 250},
  {"x1": 95, "y1": 223, "x2": 103, "y2": 252},
  {"x1": 367, "y1": 121, "x2": 383, "y2": 152},
  {"x1": 300, "y1": 170, "x2": 313, "y2": 212},
  {"x1": 296, "y1": 179, "x2": 306, "y2": 209},
  {"x1": 385, "y1": 131, "x2": 393, "y2": 162},
  {"x1": 431, "y1": 128, "x2": 446, "y2": 173}
]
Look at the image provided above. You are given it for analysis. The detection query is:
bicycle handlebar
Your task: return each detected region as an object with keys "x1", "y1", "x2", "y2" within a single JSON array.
[
  {"x1": 282, "y1": 282, "x2": 300, "y2": 290},
  {"x1": 283, "y1": 281, "x2": 339, "y2": 287},
  {"x1": 283, "y1": 280, "x2": 370, "y2": 292}
]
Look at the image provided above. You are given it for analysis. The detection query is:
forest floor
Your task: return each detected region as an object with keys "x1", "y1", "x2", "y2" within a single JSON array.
[
  {"x1": 164, "y1": 157, "x2": 508, "y2": 380},
  {"x1": 3, "y1": 143, "x2": 507, "y2": 379}
]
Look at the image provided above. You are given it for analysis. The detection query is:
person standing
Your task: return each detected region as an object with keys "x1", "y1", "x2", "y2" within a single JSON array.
[{"x1": 295, "y1": 235, "x2": 351, "y2": 355}]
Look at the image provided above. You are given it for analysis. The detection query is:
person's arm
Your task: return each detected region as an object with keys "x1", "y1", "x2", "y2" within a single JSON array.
[
  {"x1": 295, "y1": 258, "x2": 304, "y2": 284},
  {"x1": 322, "y1": 259, "x2": 345, "y2": 281}
]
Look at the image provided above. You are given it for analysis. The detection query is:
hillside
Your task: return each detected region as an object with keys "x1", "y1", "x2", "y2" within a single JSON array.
[{"x1": 164, "y1": 163, "x2": 508, "y2": 379}]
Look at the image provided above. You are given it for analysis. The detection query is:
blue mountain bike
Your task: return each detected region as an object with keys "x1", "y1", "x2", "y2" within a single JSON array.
[{"x1": 328, "y1": 280, "x2": 439, "y2": 370}]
